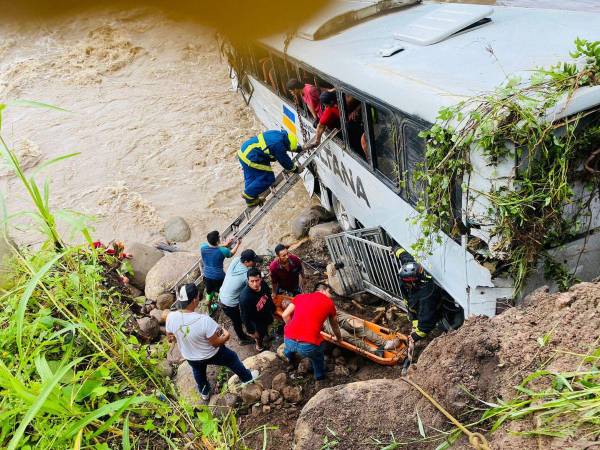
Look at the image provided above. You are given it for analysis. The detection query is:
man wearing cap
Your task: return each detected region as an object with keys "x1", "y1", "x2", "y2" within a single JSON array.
[
  {"x1": 219, "y1": 249, "x2": 262, "y2": 344},
  {"x1": 269, "y1": 243, "x2": 304, "y2": 296},
  {"x1": 166, "y1": 283, "x2": 257, "y2": 401},
  {"x1": 238, "y1": 129, "x2": 302, "y2": 207}
]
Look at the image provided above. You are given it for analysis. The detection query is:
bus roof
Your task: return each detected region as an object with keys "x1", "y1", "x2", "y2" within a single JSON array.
[{"x1": 260, "y1": 2, "x2": 600, "y2": 122}]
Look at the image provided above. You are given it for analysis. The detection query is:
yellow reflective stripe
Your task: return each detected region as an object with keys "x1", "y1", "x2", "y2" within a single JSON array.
[
  {"x1": 238, "y1": 137, "x2": 273, "y2": 172},
  {"x1": 242, "y1": 192, "x2": 255, "y2": 199},
  {"x1": 395, "y1": 248, "x2": 406, "y2": 259},
  {"x1": 412, "y1": 320, "x2": 427, "y2": 337}
]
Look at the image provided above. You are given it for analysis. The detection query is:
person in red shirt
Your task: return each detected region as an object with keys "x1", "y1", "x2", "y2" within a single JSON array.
[
  {"x1": 269, "y1": 243, "x2": 305, "y2": 296},
  {"x1": 282, "y1": 283, "x2": 342, "y2": 380},
  {"x1": 313, "y1": 90, "x2": 340, "y2": 147},
  {"x1": 287, "y1": 78, "x2": 323, "y2": 127}
]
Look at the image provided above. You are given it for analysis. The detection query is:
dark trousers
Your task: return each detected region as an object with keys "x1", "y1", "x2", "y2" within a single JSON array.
[
  {"x1": 221, "y1": 303, "x2": 251, "y2": 341},
  {"x1": 204, "y1": 277, "x2": 224, "y2": 295},
  {"x1": 188, "y1": 346, "x2": 252, "y2": 396}
]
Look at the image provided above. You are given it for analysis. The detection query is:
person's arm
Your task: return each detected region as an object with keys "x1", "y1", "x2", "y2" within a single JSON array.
[
  {"x1": 207, "y1": 325, "x2": 230, "y2": 347},
  {"x1": 327, "y1": 313, "x2": 343, "y2": 342},
  {"x1": 272, "y1": 139, "x2": 296, "y2": 171},
  {"x1": 282, "y1": 303, "x2": 295, "y2": 324},
  {"x1": 314, "y1": 122, "x2": 326, "y2": 146},
  {"x1": 297, "y1": 257, "x2": 305, "y2": 292},
  {"x1": 230, "y1": 238, "x2": 241, "y2": 256}
]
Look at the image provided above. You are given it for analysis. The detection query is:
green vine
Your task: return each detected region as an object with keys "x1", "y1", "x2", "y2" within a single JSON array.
[{"x1": 413, "y1": 38, "x2": 600, "y2": 294}]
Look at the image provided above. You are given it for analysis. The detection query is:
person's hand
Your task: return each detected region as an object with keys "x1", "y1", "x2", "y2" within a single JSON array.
[
  {"x1": 223, "y1": 237, "x2": 233, "y2": 247},
  {"x1": 167, "y1": 334, "x2": 176, "y2": 344},
  {"x1": 349, "y1": 109, "x2": 359, "y2": 121}
]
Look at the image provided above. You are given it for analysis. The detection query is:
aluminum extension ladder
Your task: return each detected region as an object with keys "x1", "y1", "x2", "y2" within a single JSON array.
[{"x1": 169, "y1": 129, "x2": 339, "y2": 293}]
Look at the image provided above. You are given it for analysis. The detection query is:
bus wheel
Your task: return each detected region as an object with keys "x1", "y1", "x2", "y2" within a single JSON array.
[{"x1": 332, "y1": 195, "x2": 356, "y2": 231}]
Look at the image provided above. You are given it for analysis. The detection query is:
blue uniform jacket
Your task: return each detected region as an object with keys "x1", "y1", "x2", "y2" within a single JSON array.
[{"x1": 239, "y1": 130, "x2": 294, "y2": 172}]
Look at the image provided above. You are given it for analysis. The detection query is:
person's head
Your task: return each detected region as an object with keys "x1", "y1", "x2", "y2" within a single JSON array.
[
  {"x1": 246, "y1": 267, "x2": 262, "y2": 291},
  {"x1": 399, "y1": 262, "x2": 424, "y2": 288},
  {"x1": 274, "y1": 243, "x2": 289, "y2": 264},
  {"x1": 207, "y1": 230, "x2": 220, "y2": 246},
  {"x1": 319, "y1": 90, "x2": 337, "y2": 107},
  {"x1": 240, "y1": 249, "x2": 262, "y2": 268},
  {"x1": 286, "y1": 78, "x2": 303, "y2": 97},
  {"x1": 175, "y1": 283, "x2": 200, "y2": 310},
  {"x1": 314, "y1": 281, "x2": 333, "y2": 298}
]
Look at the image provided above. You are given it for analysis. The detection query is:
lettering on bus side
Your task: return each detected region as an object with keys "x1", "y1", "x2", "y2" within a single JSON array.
[{"x1": 318, "y1": 147, "x2": 371, "y2": 208}]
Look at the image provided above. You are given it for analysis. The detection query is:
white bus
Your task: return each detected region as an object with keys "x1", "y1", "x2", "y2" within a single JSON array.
[{"x1": 223, "y1": 1, "x2": 600, "y2": 317}]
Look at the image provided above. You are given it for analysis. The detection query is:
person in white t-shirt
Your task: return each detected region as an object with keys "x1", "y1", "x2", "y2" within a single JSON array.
[{"x1": 166, "y1": 283, "x2": 258, "y2": 401}]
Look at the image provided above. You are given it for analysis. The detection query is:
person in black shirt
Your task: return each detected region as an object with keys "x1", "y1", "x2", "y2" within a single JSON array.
[{"x1": 239, "y1": 268, "x2": 275, "y2": 351}]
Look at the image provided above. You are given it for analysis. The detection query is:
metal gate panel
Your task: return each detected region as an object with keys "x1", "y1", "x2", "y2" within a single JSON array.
[{"x1": 326, "y1": 227, "x2": 406, "y2": 309}]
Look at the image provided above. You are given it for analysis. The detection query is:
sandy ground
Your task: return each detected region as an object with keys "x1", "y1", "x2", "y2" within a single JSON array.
[{"x1": 0, "y1": 9, "x2": 308, "y2": 252}]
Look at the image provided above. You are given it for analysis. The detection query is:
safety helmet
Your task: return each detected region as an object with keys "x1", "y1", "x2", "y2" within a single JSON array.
[
  {"x1": 399, "y1": 262, "x2": 424, "y2": 283},
  {"x1": 287, "y1": 132, "x2": 299, "y2": 151}
]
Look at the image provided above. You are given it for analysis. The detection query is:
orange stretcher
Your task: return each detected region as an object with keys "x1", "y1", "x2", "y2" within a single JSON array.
[{"x1": 273, "y1": 295, "x2": 408, "y2": 366}]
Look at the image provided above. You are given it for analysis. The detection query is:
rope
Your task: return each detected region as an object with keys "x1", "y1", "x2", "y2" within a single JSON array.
[{"x1": 400, "y1": 377, "x2": 490, "y2": 450}]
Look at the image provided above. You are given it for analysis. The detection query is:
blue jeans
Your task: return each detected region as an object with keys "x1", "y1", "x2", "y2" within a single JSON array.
[
  {"x1": 284, "y1": 338, "x2": 327, "y2": 380},
  {"x1": 187, "y1": 345, "x2": 252, "y2": 396}
]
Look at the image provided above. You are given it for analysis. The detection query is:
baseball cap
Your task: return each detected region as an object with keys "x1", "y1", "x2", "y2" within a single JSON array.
[
  {"x1": 174, "y1": 283, "x2": 199, "y2": 309},
  {"x1": 240, "y1": 249, "x2": 262, "y2": 264}
]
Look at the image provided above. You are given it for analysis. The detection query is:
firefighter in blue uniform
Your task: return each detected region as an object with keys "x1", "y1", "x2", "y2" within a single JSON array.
[{"x1": 238, "y1": 130, "x2": 301, "y2": 206}]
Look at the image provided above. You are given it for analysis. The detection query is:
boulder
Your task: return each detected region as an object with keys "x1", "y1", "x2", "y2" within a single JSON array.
[
  {"x1": 156, "y1": 293, "x2": 175, "y2": 310},
  {"x1": 137, "y1": 317, "x2": 160, "y2": 342},
  {"x1": 156, "y1": 360, "x2": 173, "y2": 378},
  {"x1": 282, "y1": 385, "x2": 302, "y2": 403},
  {"x1": 167, "y1": 342, "x2": 185, "y2": 365},
  {"x1": 125, "y1": 242, "x2": 164, "y2": 289},
  {"x1": 294, "y1": 379, "x2": 413, "y2": 450},
  {"x1": 209, "y1": 393, "x2": 241, "y2": 418},
  {"x1": 241, "y1": 384, "x2": 262, "y2": 404},
  {"x1": 164, "y1": 216, "x2": 191, "y2": 243},
  {"x1": 175, "y1": 362, "x2": 202, "y2": 406},
  {"x1": 227, "y1": 351, "x2": 277, "y2": 392},
  {"x1": 271, "y1": 372, "x2": 288, "y2": 392},
  {"x1": 291, "y1": 205, "x2": 334, "y2": 239},
  {"x1": 149, "y1": 308, "x2": 166, "y2": 325},
  {"x1": 145, "y1": 252, "x2": 200, "y2": 300},
  {"x1": 308, "y1": 221, "x2": 342, "y2": 239}
]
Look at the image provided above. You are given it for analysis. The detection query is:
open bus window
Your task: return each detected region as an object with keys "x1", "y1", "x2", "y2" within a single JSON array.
[
  {"x1": 366, "y1": 104, "x2": 400, "y2": 185},
  {"x1": 271, "y1": 53, "x2": 296, "y2": 103},
  {"x1": 250, "y1": 45, "x2": 278, "y2": 91},
  {"x1": 341, "y1": 93, "x2": 367, "y2": 161},
  {"x1": 403, "y1": 121, "x2": 426, "y2": 205}
]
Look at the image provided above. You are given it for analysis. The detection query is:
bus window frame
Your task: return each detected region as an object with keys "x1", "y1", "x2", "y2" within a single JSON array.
[{"x1": 336, "y1": 88, "x2": 373, "y2": 172}]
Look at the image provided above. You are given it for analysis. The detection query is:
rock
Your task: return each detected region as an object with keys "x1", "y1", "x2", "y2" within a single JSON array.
[
  {"x1": 159, "y1": 326, "x2": 166, "y2": 335},
  {"x1": 165, "y1": 216, "x2": 191, "y2": 243},
  {"x1": 331, "y1": 347, "x2": 342, "y2": 358},
  {"x1": 227, "y1": 351, "x2": 277, "y2": 391},
  {"x1": 326, "y1": 263, "x2": 344, "y2": 296},
  {"x1": 137, "y1": 317, "x2": 160, "y2": 342},
  {"x1": 145, "y1": 252, "x2": 201, "y2": 300},
  {"x1": 334, "y1": 365, "x2": 350, "y2": 377},
  {"x1": 128, "y1": 285, "x2": 143, "y2": 297},
  {"x1": 262, "y1": 405, "x2": 271, "y2": 413},
  {"x1": 167, "y1": 342, "x2": 185, "y2": 365},
  {"x1": 156, "y1": 293, "x2": 175, "y2": 310},
  {"x1": 347, "y1": 357, "x2": 360, "y2": 373},
  {"x1": 125, "y1": 242, "x2": 164, "y2": 289},
  {"x1": 291, "y1": 205, "x2": 334, "y2": 239},
  {"x1": 240, "y1": 383, "x2": 263, "y2": 404},
  {"x1": 556, "y1": 292, "x2": 577, "y2": 309},
  {"x1": 308, "y1": 221, "x2": 342, "y2": 239},
  {"x1": 251, "y1": 404, "x2": 261, "y2": 416},
  {"x1": 282, "y1": 385, "x2": 302, "y2": 403},
  {"x1": 209, "y1": 393, "x2": 241, "y2": 418},
  {"x1": 294, "y1": 379, "x2": 411, "y2": 449},
  {"x1": 268, "y1": 389, "x2": 280, "y2": 402},
  {"x1": 274, "y1": 396, "x2": 284, "y2": 405},
  {"x1": 157, "y1": 360, "x2": 173, "y2": 378},
  {"x1": 297, "y1": 358, "x2": 312, "y2": 375},
  {"x1": 261, "y1": 390, "x2": 271, "y2": 405},
  {"x1": 276, "y1": 343, "x2": 286, "y2": 360},
  {"x1": 271, "y1": 372, "x2": 288, "y2": 392},
  {"x1": 175, "y1": 362, "x2": 202, "y2": 406},
  {"x1": 149, "y1": 308, "x2": 166, "y2": 324}
]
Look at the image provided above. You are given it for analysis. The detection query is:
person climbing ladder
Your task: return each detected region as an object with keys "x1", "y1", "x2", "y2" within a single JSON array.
[{"x1": 200, "y1": 230, "x2": 240, "y2": 312}]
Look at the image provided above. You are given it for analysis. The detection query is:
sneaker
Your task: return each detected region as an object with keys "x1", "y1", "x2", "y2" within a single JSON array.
[
  {"x1": 384, "y1": 337, "x2": 401, "y2": 351},
  {"x1": 199, "y1": 387, "x2": 211, "y2": 401}
]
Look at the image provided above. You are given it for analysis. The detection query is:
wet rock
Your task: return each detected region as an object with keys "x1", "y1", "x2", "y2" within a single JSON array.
[
  {"x1": 297, "y1": 358, "x2": 312, "y2": 375},
  {"x1": 282, "y1": 385, "x2": 302, "y2": 403},
  {"x1": 240, "y1": 384, "x2": 262, "y2": 404},
  {"x1": 125, "y1": 242, "x2": 164, "y2": 289},
  {"x1": 167, "y1": 342, "x2": 185, "y2": 365},
  {"x1": 165, "y1": 216, "x2": 191, "y2": 243},
  {"x1": 149, "y1": 308, "x2": 166, "y2": 324},
  {"x1": 271, "y1": 372, "x2": 288, "y2": 392},
  {"x1": 308, "y1": 221, "x2": 342, "y2": 239},
  {"x1": 137, "y1": 317, "x2": 160, "y2": 342},
  {"x1": 261, "y1": 390, "x2": 270, "y2": 405},
  {"x1": 157, "y1": 360, "x2": 173, "y2": 378},
  {"x1": 145, "y1": 252, "x2": 200, "y2": 300},
  {"x1": 156, "y1": 293, "x2": 175, "y2": 310}
]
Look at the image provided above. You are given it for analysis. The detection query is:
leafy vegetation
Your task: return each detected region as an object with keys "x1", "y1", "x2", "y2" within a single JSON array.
[
  {"x1": 413, "y1": 38, "x2": 600, "y2": 293},
  {"x1": 0, "y1": 102, "x2": 256, "y2": 449}
]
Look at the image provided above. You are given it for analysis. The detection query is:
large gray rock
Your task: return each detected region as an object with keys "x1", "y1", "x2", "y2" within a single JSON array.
[
  {"x1": 240, "y1": 383, "x2": 262, "y2": 404},
  {"x1": 227, "y1": 351, "x2": 277, "y2": 392},
  {"x1": 291, "y1": 205, "x2": 335, "y2": 239},
  {"x1": 308, "y1": 221, "x2": 342, "y2": 239},
  {"x1": 137, "y1": 317, "x2": 160, "y2": 342},
  {"x1": 126, "y1": 242, "x2": 164, "y2": 289},
  {"x1": 164, "y1": 216, "x2": 191, "y2": 243},
  {"x1": 145, "y1": 252, "x2": 200, "y2": 300},
  {"x1": 209, "y1": 392, "x2": 241, "y2": 418},
  {"x1": 156, "y1": 293, "x2": 175, "y2": 310},
  {"x1": 294, "y1": 379, "x2": 417, "y2": 450}
]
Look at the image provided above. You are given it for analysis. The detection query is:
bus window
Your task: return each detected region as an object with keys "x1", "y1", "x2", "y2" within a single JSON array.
[
  {"x1": 341, "y1": 93, "x2": 367, "y2": 161},
  {"x1": 366, "y1": 104, "x2": 400, "y2": 185},
  {"x1": 271, "y1": 53, "x2": 295, "y2": 102},
  {"x1": 251, "y1": 46, "x2": 277, "y2": 91},
  {"x1": 403, "y1": 121, "x2": 426, "y2": 205}
]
